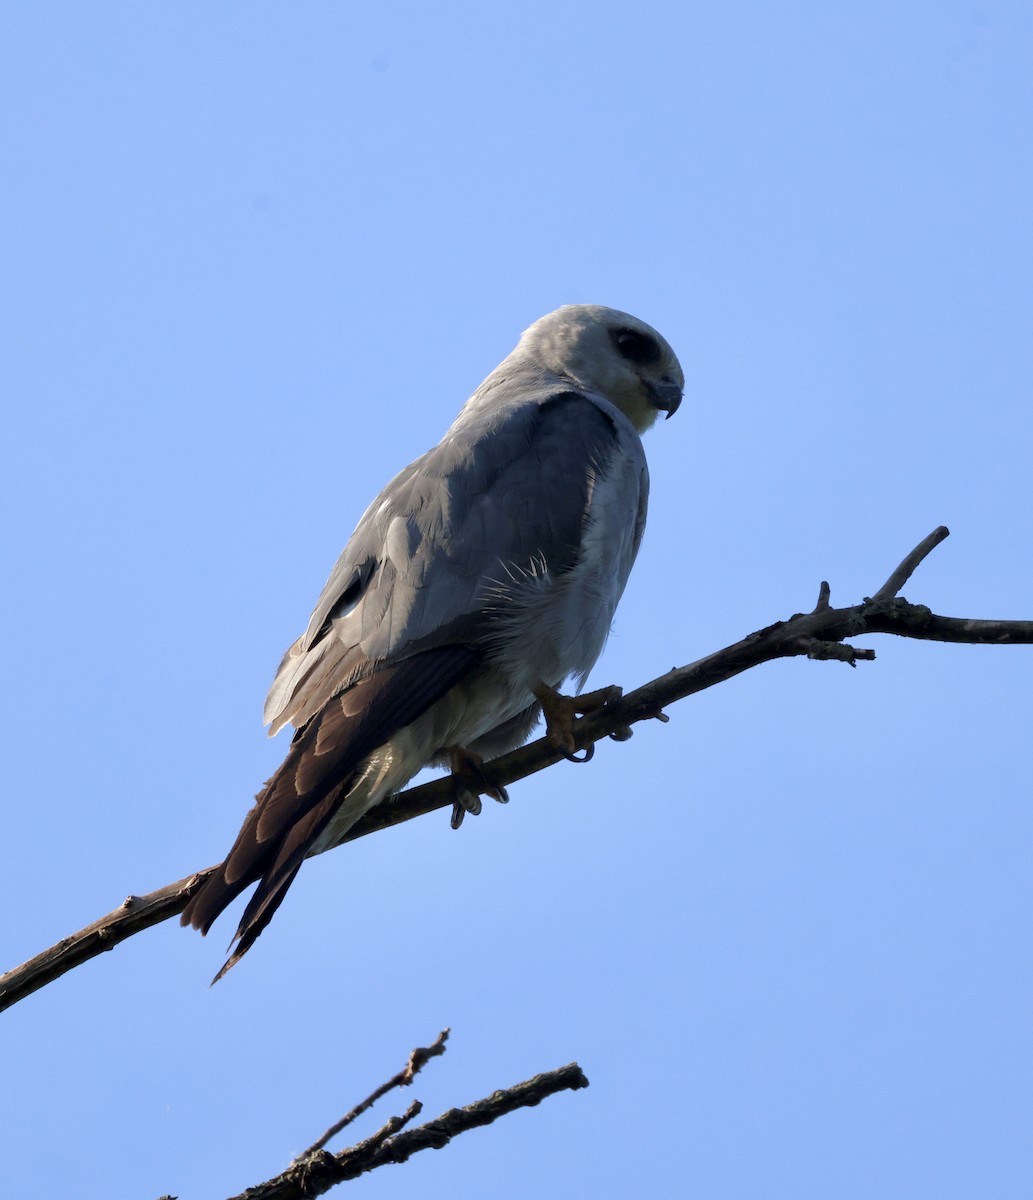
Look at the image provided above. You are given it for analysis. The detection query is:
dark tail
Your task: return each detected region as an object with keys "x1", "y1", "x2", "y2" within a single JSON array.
[{"x1": 182, "y1": 644, "x2": 481, "y2": 980}]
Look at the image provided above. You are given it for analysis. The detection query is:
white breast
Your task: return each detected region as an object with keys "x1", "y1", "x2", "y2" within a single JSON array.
[{"x1": 483, "y1": 420, "x2": 647, "y2": 695}]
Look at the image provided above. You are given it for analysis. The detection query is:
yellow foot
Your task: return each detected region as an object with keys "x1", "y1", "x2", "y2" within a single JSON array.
[
  {"x1": 447, "y1": 746, "x2": 510, "y2": 830},
  {"x1": 532, "y1": 682, "x2": 623, "y2": 762}
]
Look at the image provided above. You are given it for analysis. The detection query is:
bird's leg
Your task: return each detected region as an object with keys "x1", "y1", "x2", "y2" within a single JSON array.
[
  {"x1": 533, "y1": 681, "x2": 623, "y2": 762},
  {"x1": 446, "y1": 746, "x2": 510, "y2": 830}
]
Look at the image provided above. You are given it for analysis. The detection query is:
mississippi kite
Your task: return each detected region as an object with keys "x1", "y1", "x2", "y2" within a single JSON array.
[{"x1": 183, "y1": 304, "x2": 684, "y2": 978}]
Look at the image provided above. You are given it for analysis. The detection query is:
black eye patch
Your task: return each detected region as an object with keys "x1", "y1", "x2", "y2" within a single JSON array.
[{"x1": 612, "y1": 327, "x2": 661, "y2": 366}]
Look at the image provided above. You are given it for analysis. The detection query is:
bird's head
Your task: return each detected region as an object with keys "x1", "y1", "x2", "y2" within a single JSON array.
[{"x1": 516, "y1": 304, "x2": 684, "y2": 432}]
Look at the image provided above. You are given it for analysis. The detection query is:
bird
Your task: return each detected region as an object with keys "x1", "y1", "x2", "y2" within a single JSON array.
[{"x1": 182, "y1": 304, "x2": 684, "y2": 980}]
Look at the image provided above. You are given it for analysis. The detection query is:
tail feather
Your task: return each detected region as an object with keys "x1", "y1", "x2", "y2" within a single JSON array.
[
  {"x1": 182, "y1": 644, "x2": 481, "y2": 978},
  {"x1": 209, "y1": 790, "x2": 342, "y2": 983}
]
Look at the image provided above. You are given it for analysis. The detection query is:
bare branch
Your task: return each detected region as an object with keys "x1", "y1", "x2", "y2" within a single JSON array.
[
  {"x1": 871, "y1": 524, "x2": 950, "y2": 601},
  {"x1": 225, "y1": 1062, "x2": 590, "y2": 1200},
  {"x1": 298, "y1": 1028, "x2": 450, "y2": 1158},
  {"x1": 0, "y1": 873, "x2": 210, "y2": 1012},
  {"x1": 3, "y1": 527, "x2": 1032, "y2": 1013}
]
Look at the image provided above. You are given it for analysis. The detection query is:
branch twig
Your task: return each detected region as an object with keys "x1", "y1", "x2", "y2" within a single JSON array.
[
  {"x1": 297, "y1": 1028, "x2": 450, "y2": 1158},
  {"x1": 3, "y1": 527, "x2": 1032, "y2": 1013},
  {"x1": 225, "y1": 1062, "x2": 590, "y2": 1200},
  {"x1": 870, "y1": 524, "x2": 950, "y2": 602}
]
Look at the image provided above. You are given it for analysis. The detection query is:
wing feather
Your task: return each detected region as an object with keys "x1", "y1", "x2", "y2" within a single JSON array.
[{"x1": 264, "y1": 390, "x2": 626, "y2": 734}]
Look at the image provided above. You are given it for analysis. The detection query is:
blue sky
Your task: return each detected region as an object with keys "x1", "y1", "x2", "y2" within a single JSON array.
[{"x1": 2, "y1": 3, "x2": 1031, "y2": 1197}]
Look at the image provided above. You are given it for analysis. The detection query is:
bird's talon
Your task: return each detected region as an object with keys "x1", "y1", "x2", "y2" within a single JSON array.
[
  {"x1": 535, "y1": 681, "x2": 619, "y2": 763},
  {"x1": 562, "y1": 742, "x2": 595, "y2": 763},
  {"x1": 459, "y1": 787, "x2": 483, "y2": 816},
  {"x1": 448, "y1": 746, "x2": 507, "y2": 824},
  {"x1": 450, "y1": 783, "x2": 483, "y2": 829}
]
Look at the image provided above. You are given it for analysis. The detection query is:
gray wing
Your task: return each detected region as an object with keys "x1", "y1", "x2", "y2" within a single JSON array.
[{"x1": 264, "y1": 388, "x2": 639, "y2": 735}]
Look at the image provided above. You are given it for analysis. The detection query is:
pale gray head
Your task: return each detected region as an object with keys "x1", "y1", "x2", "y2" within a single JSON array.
[{"x1": 514, "y1": 304, "x2": 684, "y2": 432}]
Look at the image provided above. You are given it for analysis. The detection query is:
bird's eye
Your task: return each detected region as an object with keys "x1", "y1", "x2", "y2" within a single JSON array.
[{"x1": 612, "y1": 328, "x2": 660, "y2": 365}]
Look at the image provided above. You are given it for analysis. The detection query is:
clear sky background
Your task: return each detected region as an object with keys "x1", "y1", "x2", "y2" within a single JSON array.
[{"x1": 2, "y1": 4, "x2": 1031, "y2": 1197}]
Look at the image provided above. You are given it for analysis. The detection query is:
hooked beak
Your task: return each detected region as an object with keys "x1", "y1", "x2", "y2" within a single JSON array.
[{"x1": 649, "y1": 377, "x2": 683, "y2": 419}]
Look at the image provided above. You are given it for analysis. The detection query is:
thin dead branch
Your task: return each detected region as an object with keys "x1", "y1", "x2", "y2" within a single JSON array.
[
  {"x1": 297, "y1": 1028, "x2": 450, "y2": 1158},
  {"x1": 3, "y1": 526, "x2": 1031, "y2": 1013},
  {"x1": 870, "y1": 524, "x2": 950, "y2": 601},
  {"x1": 224, "y1": 1061, "x2": 589, "y2": 1200}
]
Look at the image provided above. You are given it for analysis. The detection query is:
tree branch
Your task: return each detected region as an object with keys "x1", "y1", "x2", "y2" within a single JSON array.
[
  {"x1": 3, "y1": 526, "x2": 1031, "y2": 1013},
  {"x1": 223, "y1": 1061, "x2": 590, "y2": 1200},
  {"x1": 297, "y1": 1028, "x2": 450, "y2": 1158},
  {"x1": 870, "y1": 524, "x2": 950, "y2": 601}
]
